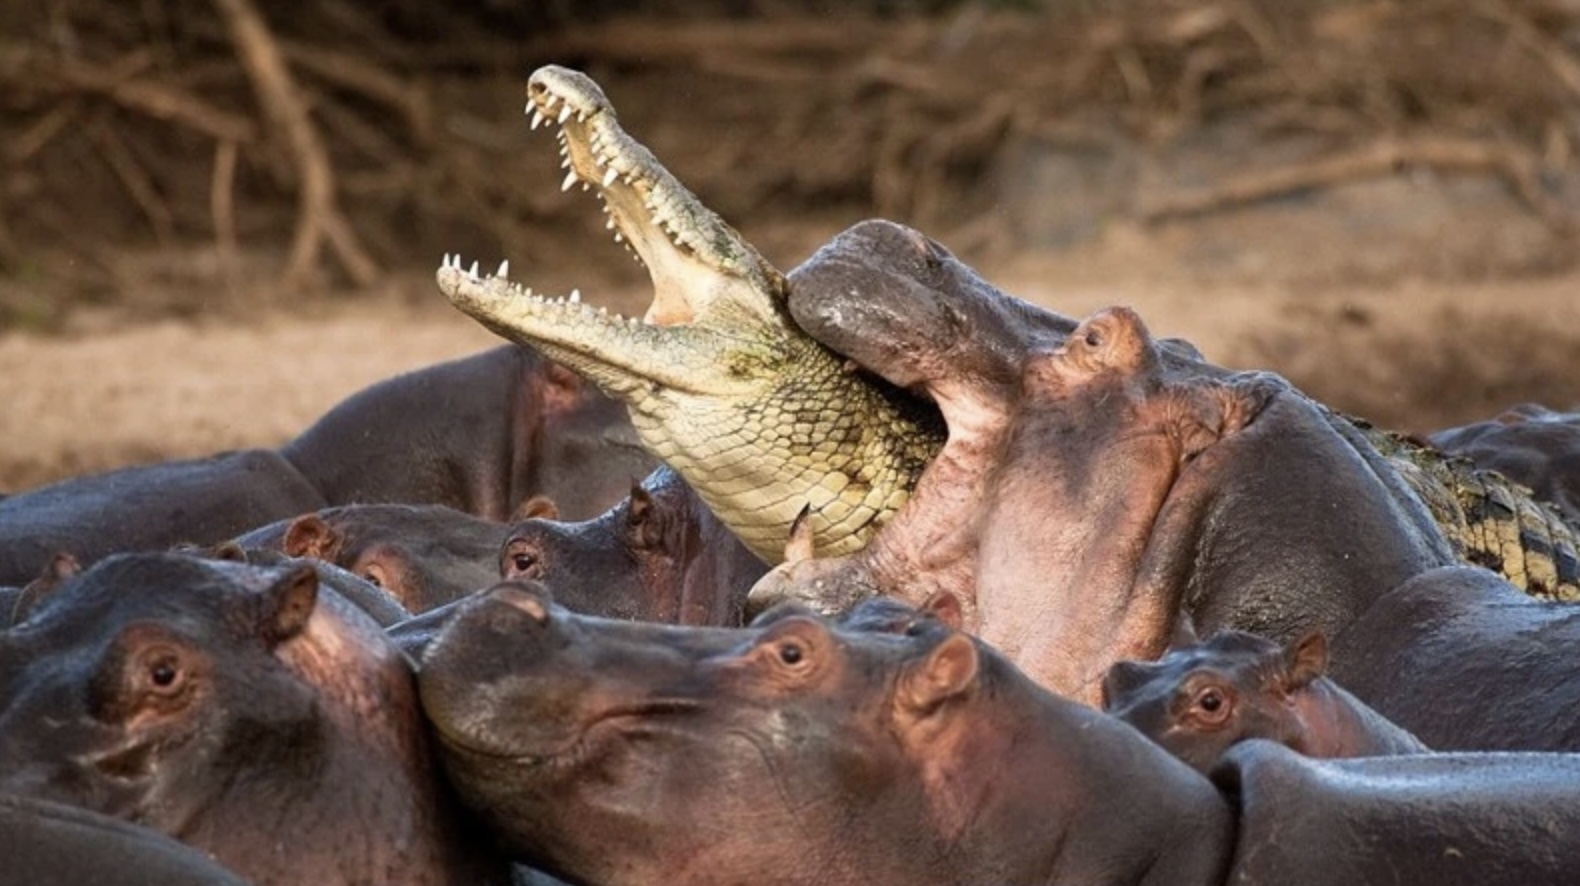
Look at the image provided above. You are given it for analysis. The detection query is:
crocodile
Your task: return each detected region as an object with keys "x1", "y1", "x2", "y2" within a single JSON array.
[{"x1": 437, "y1": 65, "x2": 1580, "y2": 601}]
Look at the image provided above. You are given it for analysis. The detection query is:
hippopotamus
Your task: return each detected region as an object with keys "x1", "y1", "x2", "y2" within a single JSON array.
[
  {"x1": 1430, "y1": 402, "x2": 1580, "y2": 523},
  {"x1": 752, "y1": 230, "x2": 1451, "y2": 703},
  {"x1": 0, "y1": 551, "x2": 511, "y2": 885},
  {"x1": 0, "y1": 448, "x2": 326, "y2": 586},
  {"x1": 418, "y1": 586, "x2": 1580, "y2": 886},
  {"x1": 2, "y1": 793, "x2": 250, "y2": 885},
  {"x1": 280, "y1": 344, "x2": 655, "y2": 522},
  {"x1": 1103, "y1": 629, "x2": 1428, "y2": 772},
  {"x1": 196, "y1": 542, "x2": 414, "y2": 627},
  {"x1": 233, "y1": 502, "x2": 524, "y2": 613},
  {"x1": 498, "y1": 465, "x2": 765, "y2": 625}
]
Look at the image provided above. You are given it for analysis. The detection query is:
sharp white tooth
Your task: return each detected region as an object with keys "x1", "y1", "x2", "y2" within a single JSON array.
[
  {"x1": 497, "y1": 259, "x2": 510, "y2": 278},
  {"x1": 529, "y1": 108, "x2": 545, "y2": 130},
  {"x1": 598, "y1": 305, "x2": 607, "y2": 316},
  {"x1": 557, "y1": 105, "x2": 573, "y2": 125},
  {"x1": 562, "y1": 170, "x2": 578, "y2": 192},
  {"x1": 441, "y1": 252, "x2": 451, "y2": 269},
  {"x1": 601, "y1": 167, "x2": 618, "y2": 188},
  {"x1": 612, "y1": 231, "x2": 623, "y2": 243},
  {"x1": 606, "y1": 217, "x2": 616, "y2": 230},
  {"x1": 469, "y1": 260, "x2": 480, "y2": 278},
  {"x1": 569, "y1": 289, "x2": 581, "y2": 303}
]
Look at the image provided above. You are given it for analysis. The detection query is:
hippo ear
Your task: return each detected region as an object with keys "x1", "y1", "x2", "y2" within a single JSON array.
[
  {"x1": 11, "y1": 553, "x2": 80, "y2": 625},
  {"x1": 899, "y1": 633, "x2": 979, "y2": 716},
  {"x1": 282, "y1": 515, "x2": 342, "y2": 561},
  {"x1": 784, "y1": 504, "x2": 816, "y2": 565},
  {"x1": 259, "y1": 563, "x2": 320, "y2": 645},
  {"x1": 1284, "y1": 631, "x2": 1329, "y2": 689},
  {"x1": 1100, "y1": 659, "x2": 1155, "y2": 710},
  {"x1": 625, "y1": 484, "x2": 670, "y2": 550},
  {"x1": 920, "y1": 590, "x2": 963, "y2": 631},
  {"x1": 207, "y1": 541, "x2": 250, "y2": 563},
  {"x1": 511, "y1": 495, "x2": 559, "y2": 522}
]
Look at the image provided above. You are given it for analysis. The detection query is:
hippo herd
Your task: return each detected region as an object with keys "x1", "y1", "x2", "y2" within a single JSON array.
[{"x1": 7, "y1": 73, "x2": 1580, "y2": 886}]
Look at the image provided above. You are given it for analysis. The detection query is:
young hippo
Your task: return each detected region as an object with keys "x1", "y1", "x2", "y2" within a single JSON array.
[
  {"x1": 418, "y1": 586, "x2": 1580, "y2": 886},
  {"x1": 0, "y1": 552, "x2": 511, "y2": 886},
  {"x1": 418, "y1": 583, "x2": 1234, "y2": 886},
  {"x1": 280, "y1": 344, "x2": 655, "y2": 522},
  {"x1": 233, "y1": 502, "x2": 524, "y2": 613},
  {"x1": 498, "y1": 465, "x2": 765, "y2": 625},
  {"x1": 1103, "y1": 630, "x2": 1428, "y2": 772}
]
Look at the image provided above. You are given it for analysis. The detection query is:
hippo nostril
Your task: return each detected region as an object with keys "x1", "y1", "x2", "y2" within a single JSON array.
[{"x1": 491, "y1": 584, "x2": 550, "y2": 625}]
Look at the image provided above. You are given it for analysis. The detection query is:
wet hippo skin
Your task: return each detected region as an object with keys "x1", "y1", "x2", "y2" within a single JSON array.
[
  {"x1": 0, "y1": 448, "x2": 327, "y2": 586},
  {"x1": 281, "y1": 344, "x2": 655, "y2": 522},
  {"x1": 499, "y1": 465, "x2": 765, "y2": 626},
  {"x1": 0, "y1": 792, "x2": 250, "y2": 886},
  {"x1": 234, "y1": 502, "x2": 513, "y2": 613},
  {"x1": 754, "y1": 237, "x2": 1453, "y2": 704},
  {"x1": 1215, "y1": 739, "x2": 1580, "y2": 885},
  {"x1": 418, "y1": 588, "x2": 1580, "y2": 886},
  {"x1": 1104, "y1": 629, "x2": 1428, "y2": 773},
  {"x1": 0, "y1": 551, "x2": 512, "y2": 886},
  {"x1": 419, "y1": 583, "x2": 1235, "y2": 886}
]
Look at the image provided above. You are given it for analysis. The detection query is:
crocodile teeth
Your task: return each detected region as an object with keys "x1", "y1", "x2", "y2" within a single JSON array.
[
  {"x1": 569, "y1": 289, "x2": 581, "y2": 303},
  {"x1": 602, "y1": 167, "x2": 618, "y2": 187},
  {"x1": 562, "y1": 170, "x2": 579, "y2": 192},
  {"x1": 557, "y1": 105, "x2": 573, "y2": 125},
  {"x1": 469, "y1": 260, "x2": 480, "y2": 278},
  {"x1": 497, "y1": 259, "x2": 510, "y2": 279},
  {"x1": 529, "y1": 108, "x2": 545, "y2": 129}
]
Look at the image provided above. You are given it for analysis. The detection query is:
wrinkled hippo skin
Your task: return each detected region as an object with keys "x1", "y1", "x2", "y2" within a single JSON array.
[
  {"x1": 756, "y1": 222, "x2": 1453, "y2": 702},
  {"x1": 500, "y1": 466, "x2": 764, "y2": 625},
  {"x1": 234, "y1": 503, "x2": 511, "y2": 613},
  {"x1": 0, "y1": 449, "x2": 326, "y2": 587},
  {"x1": 1215, "y1": 739, "x2": 1580, "y2": 885},
  {"x1": 1104, "y1": 630, "x2": 1427, "y2": 773},
  {"x1": 1329, "y1": 565, "x2": 1580, "y2": 752},
  {"x1": 281, "y1": 344, "x2": 654, "y2": 522},
  {"x1": 0, "y1": 552, "x2": 511, "y2": 886},
  {"x1": 0, "y1": 793, "x2": 250, "y2": 886},
  {"x1": 1430, "y1": 402, "x2": 1580, "y2": 523},
  {"x1": 419, "y1": 584, "x2": 1234, "y2": 886}
]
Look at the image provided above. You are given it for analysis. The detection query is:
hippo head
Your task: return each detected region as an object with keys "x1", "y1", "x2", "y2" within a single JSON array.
[
  {"x1": 236, "y1": 503, "x2": 509, "y2": 613},
  {"x1": 419, "y1": 583, "x2": 1008, "y2": 884},
  {"x1": 1102, "y1": 630, "x2": 1329, "y2": 772},
  {"x1": 0, "y1": 552, "x2": 481, "y2": 885},
  {"x1": 498, "y1": 466, "x2": 760, "y2": 626}
]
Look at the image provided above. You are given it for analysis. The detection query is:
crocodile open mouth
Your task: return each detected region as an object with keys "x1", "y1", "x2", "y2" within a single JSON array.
[{"x1": 436, "y1": 64, "x2": 783, "y2": 338}]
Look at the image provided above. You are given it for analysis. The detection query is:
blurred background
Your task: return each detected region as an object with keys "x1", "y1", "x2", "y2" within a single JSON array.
[{"x1": 2, "y1": 0, "x2": 1578, "y2": 490}]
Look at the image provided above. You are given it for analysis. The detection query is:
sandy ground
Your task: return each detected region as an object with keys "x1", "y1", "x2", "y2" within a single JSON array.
[{"x1": 4, "y1": 259, "x2": 1578, "y2": 495}]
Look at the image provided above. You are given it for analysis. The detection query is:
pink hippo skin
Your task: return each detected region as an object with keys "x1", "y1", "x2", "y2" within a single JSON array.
[
  {"x1": 418, "y1": 586, "x2": 1580, "y2": 886},
  {"x1": 0, "y1": 552, "x2": 512, "y2": 886},
  {"x1": 1104, "y1": 629, "x2": 1428, "y2": 772}
]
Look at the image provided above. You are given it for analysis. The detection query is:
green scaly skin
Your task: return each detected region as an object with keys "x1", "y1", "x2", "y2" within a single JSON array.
[
  {"x1": 439, "y1": 66, "x2": 1580, "y2": 597},
  {"x1": 438, "y1": 66, "x2": 941, "y2": 563}
]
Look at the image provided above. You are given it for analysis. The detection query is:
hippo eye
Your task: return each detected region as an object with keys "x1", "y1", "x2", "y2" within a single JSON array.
[
  {"x1": 141, "y1": 650, "x2": 186, "y2": 696},
  {"x1": 1083, "y1": 328, "x2": 1103, "y2": 348},
  {"x1": 1188, "y1": 685, "x2": 1233, "y2": 725},
  {"x1": 360, "y1": 570, "x2": 383, "y2": 588},
  {"x1": 150, "y1": 662, "x2": 178, "y2": 688},
  {"x1": 778, "y1": 642, "x2": 805, "y2": 666},
  {"x1": 511, "y1": 552, "x2": 538, "y2": 573}
]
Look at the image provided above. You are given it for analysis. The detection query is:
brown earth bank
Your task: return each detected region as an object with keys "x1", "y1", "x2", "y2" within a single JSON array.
[{"x1": 3, "y1": 253, "x2": 1577, "y2": 494}]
